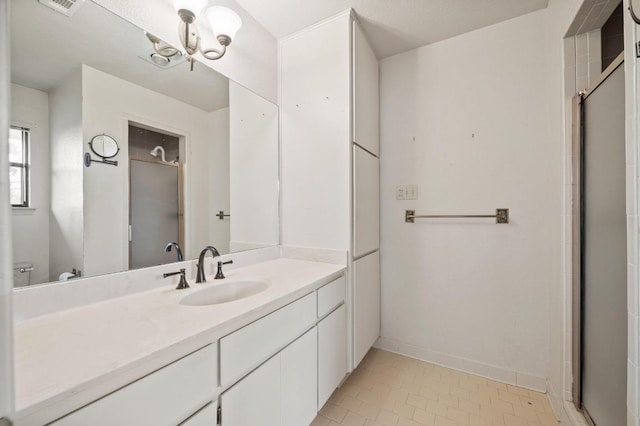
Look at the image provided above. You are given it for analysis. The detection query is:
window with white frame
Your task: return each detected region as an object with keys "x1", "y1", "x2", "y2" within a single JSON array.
[{"x1": 9, "y1": 126, "x2": 30, "y2": 207}]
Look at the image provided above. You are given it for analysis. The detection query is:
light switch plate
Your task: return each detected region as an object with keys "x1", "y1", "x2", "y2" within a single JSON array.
[{"x1": 396, "y1": 185, "x2": 418, "y2": 200}]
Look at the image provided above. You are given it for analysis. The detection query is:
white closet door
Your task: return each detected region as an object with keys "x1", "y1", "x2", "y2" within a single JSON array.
[
  {"x1": 354, "y1": 251, "x2": 380, "y2": 367},
  {"x1": 353, "y1": 145, "x2": 380, "y2": 257},
  {"x1": 353, "y1": 21, "x2": 379, "y2": 155}
]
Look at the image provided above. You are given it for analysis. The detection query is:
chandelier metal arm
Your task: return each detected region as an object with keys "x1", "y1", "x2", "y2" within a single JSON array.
[
  {"x1": 152, "y1": 42, "x2": 180, "y2": 58},
  {"x1": 200, "y1": 45, "x2": 226, "y2": 60},
  {"x1": 146, "y1": 32, "x2": 180, "y2": 58}
]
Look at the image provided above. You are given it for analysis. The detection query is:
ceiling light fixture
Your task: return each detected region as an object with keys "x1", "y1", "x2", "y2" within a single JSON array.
[{"x1": 151, "y1": 0, "x2": 242, "y2": 71}]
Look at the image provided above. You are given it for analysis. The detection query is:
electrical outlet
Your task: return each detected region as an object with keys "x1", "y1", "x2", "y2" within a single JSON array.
[{"x1": 396, "y1": 185, "x2": 418, "y2": 200}]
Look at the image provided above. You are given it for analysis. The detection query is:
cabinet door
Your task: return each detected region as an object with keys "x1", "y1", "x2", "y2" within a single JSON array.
[
  {"x1": 52, "y1": 345, "x2": 217, "y2": 426},
  {"x1": 220, "y1": 354, "x2": 281, "y2": 426},
  {"x1": 180, "y1": 402, "x2": 217, "y2": 426},
  {"x1": 318, "y1": 304, "x2": 347, "y2": 409},
  {"x1": 281, "y1": 328, "x2": 318, "y2": 426},
  {"x1": 353, "y1": 145, "x2": 380, "y2": 257},
  {"x1": 353, "y1": 20, "x2": 379, "y2": 155},
  {"x1": 354, "y1": 251, "x2": 380, "y2": 367}
]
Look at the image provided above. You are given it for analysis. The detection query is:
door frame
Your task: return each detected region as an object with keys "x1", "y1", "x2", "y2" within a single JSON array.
[
  {"x1": 0, "y1": 0, "x2": 15, "y2": 423},
  {"x1": 127, "y1": 123, "x2": 185, "y2": 269}
]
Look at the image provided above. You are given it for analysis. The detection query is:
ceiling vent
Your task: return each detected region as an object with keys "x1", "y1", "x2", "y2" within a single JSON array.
[
  {"x1": 38, "y1": 0, "x2": 85, "y2": 17},
  {"x1": 138, "y1": 49, "x2": 187, "y2": 70}
]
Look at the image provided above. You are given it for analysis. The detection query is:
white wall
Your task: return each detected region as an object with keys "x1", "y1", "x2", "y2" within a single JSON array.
[
  {"x1": 93, "y1": 0, "x2": 277, "y2": 104},
  {"x1": 81, "y1": 65, "x2": 215, "y2": 276},
  {"x1": 49, "y1": 70, "x2": 83, "y2": 282},
  {"x1": 229, "y1": 81, "x2": 279, "y2": 251},
  {"x1": 208, "y1": 107, "x2": 230, "y2": 254},
  {"x1": 378, "y1": 6, "x2": 573, "y2": 391},
  {"x1": 10, "y1": 84, "x2": 50, "y2": 285}
]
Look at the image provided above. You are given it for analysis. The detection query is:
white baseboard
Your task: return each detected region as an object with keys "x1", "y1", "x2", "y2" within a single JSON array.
[{"x1": 375, "y1": 336, "x2": 547, "y2": 392}]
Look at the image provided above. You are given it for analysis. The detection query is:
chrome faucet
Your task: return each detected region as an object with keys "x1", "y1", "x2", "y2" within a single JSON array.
[
  {"x1": 163, "y1": 268, "x2": 189, "y2": 290},
  {"x1": 196, "y1": 246, "x2": 221, "y2": 283},
  {"x1": 215, "y1": 260, "x2": 234, "y2": 279},
  {"x1": 165, "y1": 242, "x2": 183, "y2": 262}
]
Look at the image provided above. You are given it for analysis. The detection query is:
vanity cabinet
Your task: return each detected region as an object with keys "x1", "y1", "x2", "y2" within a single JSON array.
[
  {"x1": 46, "y1": 274, "x2": 345, "y2": 426},
  {"x1": 220, "y1": 327, "x2": 318, "y2": 426},
  {"x1": 219, "y1": 276, "x2": 344, "y2": 425},
  {"x1": 51, "y1": 344, "x2": 217, "y2": 426},
  {"x1": 219, "y1": 292, "x2": 316, "y2": 387}
]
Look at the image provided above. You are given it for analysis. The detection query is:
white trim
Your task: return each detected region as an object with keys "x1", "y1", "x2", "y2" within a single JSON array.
[
  {"x1": 11, "y1": 208, "x2": 35, "y2": 215},
  {"x1": 0, "y1": 0, "x2": 16, "y2": 420},
  {"x1": 9, "y1": 120, "x2": 35, "y2": 130}
]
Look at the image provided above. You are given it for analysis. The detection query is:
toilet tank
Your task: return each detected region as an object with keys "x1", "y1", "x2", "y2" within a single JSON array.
[{"x1": 13, "y1": 262, "x2": 33, "y2": 287}]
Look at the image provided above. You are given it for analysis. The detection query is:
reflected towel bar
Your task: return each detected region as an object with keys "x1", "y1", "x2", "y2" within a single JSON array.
[
  {"x1": 216, "y1": 210, "x2": 230, "y2": 220},
  {"x1": 405, "y1": 208, "x2": 509, "y2": 224}
]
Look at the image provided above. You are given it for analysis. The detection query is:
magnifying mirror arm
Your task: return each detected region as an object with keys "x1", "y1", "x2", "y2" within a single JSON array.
[{"x1": 84, "y1": 153, "x2": 117, "y2": 167}]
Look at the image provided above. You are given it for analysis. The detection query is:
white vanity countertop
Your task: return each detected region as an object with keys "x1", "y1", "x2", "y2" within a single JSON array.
[{"x1": 13, "y1": 258, "x2": 346, "y2": 424}]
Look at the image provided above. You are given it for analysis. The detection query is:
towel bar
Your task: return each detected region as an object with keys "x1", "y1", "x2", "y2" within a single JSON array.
[{"x1": 405, "y1": 208, "x2": 509, "y2": 224}]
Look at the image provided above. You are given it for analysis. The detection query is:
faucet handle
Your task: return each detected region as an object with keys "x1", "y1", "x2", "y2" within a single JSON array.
[
  {"x1": 215, "y1": 260, "x2": 233, "y2": 280},
  {"x1": 163, "y1": 268, "x2": 190, "y2": 290}
]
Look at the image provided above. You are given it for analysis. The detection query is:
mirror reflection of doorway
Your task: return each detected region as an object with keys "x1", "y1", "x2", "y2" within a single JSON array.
[{"x1": 128, "y1": 124, "x2": 184, "y2": 269}]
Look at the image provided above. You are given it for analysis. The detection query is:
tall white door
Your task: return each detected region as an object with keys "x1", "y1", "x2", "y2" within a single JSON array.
[{"x1": 0, "y1": 0, "x2": 15, "y2": 422}]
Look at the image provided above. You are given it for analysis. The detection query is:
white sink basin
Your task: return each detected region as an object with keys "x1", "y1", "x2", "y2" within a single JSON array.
[{"x1": 180, "y1": 280, "x2": 268, "y2": 306}]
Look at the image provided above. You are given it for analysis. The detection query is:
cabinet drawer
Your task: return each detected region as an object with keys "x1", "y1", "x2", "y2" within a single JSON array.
[
  {"x1": 220, "y1": 292, "x2": 316, "y2": 386},
  {"x1": 317, "y1": 275, "x2": 346, "y2": 318},
  {"x1": 52, "y1": 344, "x2": 217, "y2": 426}
]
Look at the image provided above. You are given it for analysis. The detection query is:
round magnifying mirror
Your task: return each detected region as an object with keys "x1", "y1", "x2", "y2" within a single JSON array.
[
  {"x1": 89, "y1": 134, "x2": 119, "y2": 159},
  {"x1": 631, "y1": 0, "x2": 640, "y2": 24}
]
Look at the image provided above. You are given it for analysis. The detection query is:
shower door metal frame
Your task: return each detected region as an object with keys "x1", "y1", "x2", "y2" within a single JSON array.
[{"x1": 571, "y1": 52, "x2": 625, "y2": 425}]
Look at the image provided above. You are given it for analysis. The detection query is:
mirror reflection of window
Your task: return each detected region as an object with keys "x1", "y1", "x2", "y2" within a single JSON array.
[{"x1": 9, "y1": 126, "x2": 30, "y2": 208}]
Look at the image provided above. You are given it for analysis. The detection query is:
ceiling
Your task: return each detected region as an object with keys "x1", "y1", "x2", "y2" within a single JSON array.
[
  {"x1": 11, "y1": 0, "x2": 229, "y2": 112},
  {"x1": 234, "y1": 0, "x2": 550, "y2": 59}
]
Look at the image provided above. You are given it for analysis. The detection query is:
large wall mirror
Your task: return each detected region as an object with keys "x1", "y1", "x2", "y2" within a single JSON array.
[{"x1": 9, "y1": 0, "x2": 279, "y2": 287}]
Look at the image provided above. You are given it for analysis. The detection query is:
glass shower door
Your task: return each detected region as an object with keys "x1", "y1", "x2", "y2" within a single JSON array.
[
  {"x1": 581, "y1": 60, "x2": 626, "y2": 426},
  {"x1": 130, "y1": 160, "x2": 180, "y2": 269}
]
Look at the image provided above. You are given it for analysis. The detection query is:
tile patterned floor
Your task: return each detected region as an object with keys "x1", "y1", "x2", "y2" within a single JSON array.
[{"x1": 312, "y1": 348, "x2": 559, "y2": 426}]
